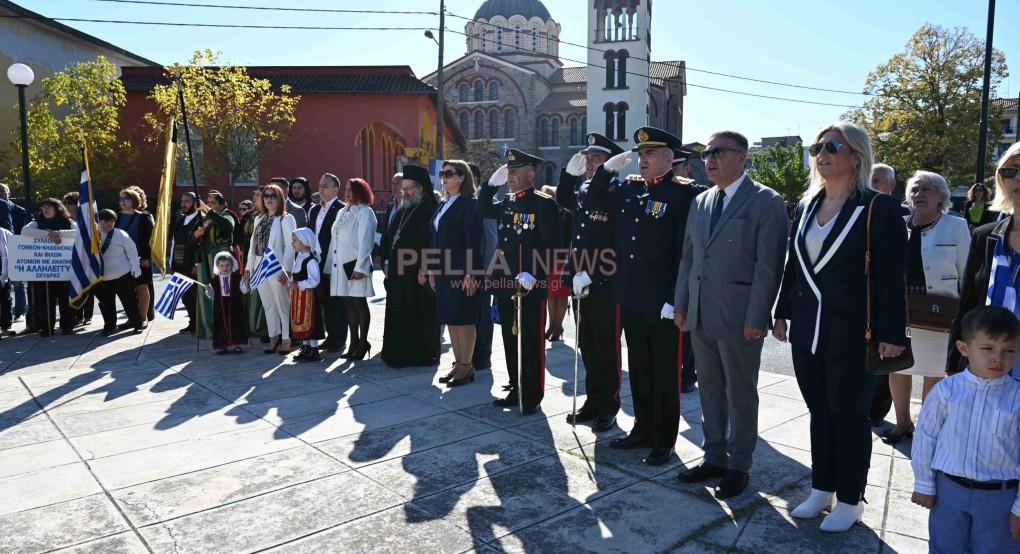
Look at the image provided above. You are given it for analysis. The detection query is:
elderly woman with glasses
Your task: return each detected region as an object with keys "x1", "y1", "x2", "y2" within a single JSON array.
[
  {"x1": 773, "y1": 122, "x2": 908, "y2": 532},
  {"x1": 949, "y1": 141, "x2": 1020, "y2": 379},
  {"x1": 880, "y1": 171, "x2": 970, "y2": 445},
  {"x1": 244, "y1": 183, "x2": 297, "y2": 355}
]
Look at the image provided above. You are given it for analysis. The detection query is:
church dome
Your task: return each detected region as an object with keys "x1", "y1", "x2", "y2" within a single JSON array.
[{"x1": 473, "y1": 0, "x2": 551, "y2": 21}]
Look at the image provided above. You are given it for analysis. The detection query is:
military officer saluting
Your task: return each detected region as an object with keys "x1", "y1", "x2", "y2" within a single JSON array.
[
  {"x1": 584, "y1": 127, "x2": 705, "y2": 466},
  {"x1": 671, "y1": 149, "x2": 708, "y2": 394},
  {"x1": 477, "y1": 149, "x2": 560, "y2": 414},
  {"x1": 555, "y1": 132, "x2": 625, "y2": 432}
]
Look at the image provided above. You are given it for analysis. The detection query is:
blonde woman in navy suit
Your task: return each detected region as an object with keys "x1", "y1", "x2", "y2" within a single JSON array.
[
  {"x1": 426, "y1": 160, "x2": 483, "y2": 387},
  {"x1": 773, "y1": 122, "x2": 908, "y2": 532}
]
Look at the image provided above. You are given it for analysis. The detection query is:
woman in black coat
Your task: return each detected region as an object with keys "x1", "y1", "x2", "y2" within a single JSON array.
[
  {"x1": 425, "y1": 160, "x2": 483, "y2": 387},
  {"x1": 948, "y1": 141, "x2": 1020, "y2": 377},
  {"x1": 772, "y1": 122, "x2": 908, "y2": 532}
]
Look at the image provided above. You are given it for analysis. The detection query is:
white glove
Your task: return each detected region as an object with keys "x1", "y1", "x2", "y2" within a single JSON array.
[
  {"x1": 487, "y1": 164, "x2": 508, "y2": 187},
  {"x1": 516, "y1": 272, "x2": 537, "y2": 291},
  {"x1": 605, "y1": 151, "x2": 633, "y2": 173},
  {"x1": 566, "y1": 152, "x2": 587, "y2": 176},
  {"x1": 131, "y1": 266, "x2": 142, "y2": 278},
  {"x1": 660, "y1": 302, "x2": 674, "y2": 320},
  {"x1": 572, "y1": 271, "x2": 592, "y2": 297}
]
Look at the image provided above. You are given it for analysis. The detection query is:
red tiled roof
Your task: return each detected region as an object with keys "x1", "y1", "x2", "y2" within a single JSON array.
[{"x1": 119, "y1": 66, "x2": 437, "y2": 95}]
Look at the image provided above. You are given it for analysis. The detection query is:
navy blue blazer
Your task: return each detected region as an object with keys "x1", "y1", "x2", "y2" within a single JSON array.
[
  {"x1": 774, "y1": 188, "x2": 908, "y2": 356},
  {"x1": 430, "y1": 195, "x2": 482, "y2": 274},
  {"x1": 308, "y1": 199, "x2": 344, "y2": 260}
]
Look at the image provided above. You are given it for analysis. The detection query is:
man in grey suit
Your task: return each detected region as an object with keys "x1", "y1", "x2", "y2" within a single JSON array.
[{"x1": 673, "y1": 130, "x2": 788, "y2": 499}]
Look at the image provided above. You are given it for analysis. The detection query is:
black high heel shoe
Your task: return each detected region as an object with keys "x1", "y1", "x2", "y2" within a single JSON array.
[
  {"x1": 278, "y1": 339, "x2": 292, "y2": 355},
  {"x1": 339, "y1": 339, "x2": 361, "y2": 359},
  {"x1": 263, "y1": 337, "x2": 281, "y2": 354},
  {"x1": 447, "y1": 365, "x2": 476, "y2": 388},
  {"x1": 881, "y1": 423, "x2": 915, "y2": 444},
  {"x1": 349, "y1": 341, "x2": 372, "y2": 361}
]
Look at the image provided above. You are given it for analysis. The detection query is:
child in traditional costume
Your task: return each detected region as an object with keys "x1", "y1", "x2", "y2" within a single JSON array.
[
  {"x1": 290, "y1": 228, "x2": 324, "y2": 362},
  {"x1": 205, "y1": 252, "x2": 249, "y2": 354}
]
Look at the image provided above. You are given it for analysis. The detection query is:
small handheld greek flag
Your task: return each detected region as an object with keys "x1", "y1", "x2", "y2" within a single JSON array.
[
  {"x1": 249, "y1": 247, "x2": 282, "y2": 290},
  {"x1": 155, "y1": 273, "x2": 195, "y2": 320}
]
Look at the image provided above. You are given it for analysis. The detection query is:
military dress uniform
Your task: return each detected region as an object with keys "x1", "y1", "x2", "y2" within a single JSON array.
[
  {"x1": 476, "y1": 149, "x2": 560, "y2": 413},
  {"x1": 585, "y1": 127, "x2": 705, "y2": 463},
  {"x1": 556, "y1": 133, "x2": 625, "y2": 429}
]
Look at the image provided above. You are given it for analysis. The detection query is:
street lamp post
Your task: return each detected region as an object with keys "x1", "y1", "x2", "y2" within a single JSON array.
[
  {"x1": 7, "y1": 63, "x2": 35, "y2": 205},
  {"x1": 425, "y1": 0, "x2": 446, "y2": 160}
]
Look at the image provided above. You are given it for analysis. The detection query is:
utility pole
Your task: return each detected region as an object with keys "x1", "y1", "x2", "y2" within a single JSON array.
[
  {"x1": 436, "y1": 0, "x2": 446, "y2": 160},
  {"x1": 975, "y1": 0, "x2": 996, "y2": 185}
]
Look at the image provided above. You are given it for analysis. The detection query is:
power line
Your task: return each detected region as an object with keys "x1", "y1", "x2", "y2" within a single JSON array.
[
  {"x1": 0, "y1": 14, "x2": 425, "y2": 30},
  {"x1": 86, "y1": 0, "x2": 438, "y2": 16},
  {"x1": 80, "y1": 0, "x2": 880, "y2": 98},
  {"x1": 441, "y1": 28, "x2": 863, "y2": 109},
  {"x1": 442, "y1": 10, "x2": 880, "y2": 98}
]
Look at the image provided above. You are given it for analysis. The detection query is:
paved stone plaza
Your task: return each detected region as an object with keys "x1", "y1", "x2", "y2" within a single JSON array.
[{"x1": 0, "y1": 275, "x2": 930, "y2": 553}]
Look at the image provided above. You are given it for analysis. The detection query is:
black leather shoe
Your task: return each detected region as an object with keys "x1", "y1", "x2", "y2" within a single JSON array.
[
  {"x1": 592, "y1": 414, "x2": 617, "y2": 432},
  {"x1": 472, "y1": 358, "x2": 492, "y2": 370},
  {"x1": 643, "y1": 448, "x2": 674, "y2": 466},
  {"x1": 715, "y1": 470, "x2": 750, "y2": 499},
  {"x1": 521, "y1": 406, "x2": 538, "y2": 416},
  {"x1": 681, "y1": 381, "x2": 698, "y2": 394},
  {"x1": 100, "y1": 327, "x2": 115, "y2": 337},
  {"x1": 676, "y1": 462, "x2": 728, "y2": 483},
  {"x1": 501, "y1": 384, "x2": 514, "y2": 391},
  {"x1": 493, "y1": 391, "x2": 519, "y2": 408},
  {"x1": 179, "y1": 326, "x2": 195, "y2": 334},
  {"x1": 565, "y1": 409, "x2": 597, "y2": 424},
  {"x1": 609, "y1": 434, "x2": 649, "y2": 450}
]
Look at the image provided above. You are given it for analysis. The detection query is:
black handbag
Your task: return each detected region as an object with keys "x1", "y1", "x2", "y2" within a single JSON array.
[
  {"x1": 865, "y1": 195, "x2": 915, "y2": 375},
  {"x1": 342, "y1": 260, "x2": 357, "y2": 280}
]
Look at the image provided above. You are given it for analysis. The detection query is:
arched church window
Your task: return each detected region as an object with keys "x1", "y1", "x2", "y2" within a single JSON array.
[
  {"x1": 504, "y1": 109, "x2": 515, "y2": 138},
  {"x1": 474, "y1": 80, "x2": 483, "y2": 102},
  {"x1": 489, "y1": 81, "x2": 499, "y2": 101},
  {"x1": 459, "y1": 112, "x2": 469, "y2": 136},
  {"x1": 474, "y1": 111, "x2": 484, "y2": 139},
  {"x1": 603, "y1": 103, "x2": 615, "y2": 139},
  {"x1": 459, "y1": 84, "x2": 469, "y2": 103},
  {"x1": 604, "y1": 51, "x2": 617, "y2": 89},
  {"x1": 618, "y1": 50, "x2": 629, "y2": 88},
  {"x1": 570, "y1": 118, "x2": 579, "y2": 145},
  {"x1": 551, "y1": 119, "x2": 559, "y2": 147},
  {"x1": 489, "y1": 110, "x2": 499, "y2": 138},
  {"x1": 540, "y1": 119, "x2": 549, "y2": 147},
  {"x1": 615, "y1": 103, "x2": 628, "y2": 141}
]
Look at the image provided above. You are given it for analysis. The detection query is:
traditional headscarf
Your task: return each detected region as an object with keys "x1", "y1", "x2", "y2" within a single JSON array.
[
  {"x1": 213, "y1": 252, "x2": 239, "y2": 274},
  {"x1": 291, "y1": 227, "x2": 320, "y2": 257}
]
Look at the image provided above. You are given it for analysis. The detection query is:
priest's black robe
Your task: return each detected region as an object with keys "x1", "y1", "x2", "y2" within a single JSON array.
[{"x1": 380, "y1": 201, "x2": 441, "y2": 368}]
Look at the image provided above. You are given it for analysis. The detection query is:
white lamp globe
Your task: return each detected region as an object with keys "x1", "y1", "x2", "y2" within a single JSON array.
[{"x1": 7, "y1": 63, "x2": 34, "y2": 87}]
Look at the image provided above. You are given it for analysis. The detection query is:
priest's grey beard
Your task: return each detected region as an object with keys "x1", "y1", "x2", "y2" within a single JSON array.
[{"x1": 401, "y1": 190, "x2": 424, "y2": 209}]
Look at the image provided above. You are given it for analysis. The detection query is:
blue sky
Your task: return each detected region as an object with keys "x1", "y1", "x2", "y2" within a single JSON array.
[{"x1": 17, "y1": 0, "x2": 1019, "y2": 144}]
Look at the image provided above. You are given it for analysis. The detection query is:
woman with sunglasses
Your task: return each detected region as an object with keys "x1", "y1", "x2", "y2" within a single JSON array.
[
  {"x1": 329, "y1": 178, "x2": 377, "y2": 360},
  {"x1": 424, "y1": 161, "x2": 482, "y2": 385},
  {"x1": 773, "y1": 122, "x2": 908, "y2": 532},
  {"x1": 244, "y1": 183, "x2": 297, "y2": 355},
  {"x1": 242, "y1": 190, "x2": 268, "y2": 343},
  {"x1": 949, "y1": 141, "x2": 1020, "y2": 379},
  {"x1": 882, "y1": 171, "x2": 970, "y2": 445},
  {"x1": 117, "y1": 187, "x2": 155, "y2": 328}
]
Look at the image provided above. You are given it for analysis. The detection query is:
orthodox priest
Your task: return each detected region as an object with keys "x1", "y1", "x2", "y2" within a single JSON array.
[{"x1": 379, "y1": 164, "x2": 441, "y2": 367}]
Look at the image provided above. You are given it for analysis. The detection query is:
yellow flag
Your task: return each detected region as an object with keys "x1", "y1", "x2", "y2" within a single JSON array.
[{"x1": 150, "y1": 119, "x2": 177, "y2": 278}]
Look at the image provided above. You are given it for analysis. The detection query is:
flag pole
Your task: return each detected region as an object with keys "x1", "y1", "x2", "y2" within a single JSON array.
[{"x1": 177, "y1": 80, "x2": 203, "y2": 352}]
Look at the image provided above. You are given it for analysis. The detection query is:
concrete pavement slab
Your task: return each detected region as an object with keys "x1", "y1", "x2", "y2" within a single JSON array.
[
  {"x1": 277, "y1": 395, "x2": 447, "y2": 444},
  {"x1": 0, "y1": 494, "x2": 128, "y2": 554},
  {"x1": 47, "y1": 532, "x2": 149, "y2": 554},
  {"x1": 0, "y1": 463, "x2": 102, "y2": 517},
  {"x1": 0, "y1": 438, "x2": 81, "y2": 479},
  {"x1": 0, "y1": 415, "x2": 61, "y2": 449},
  {"x1": 113, "y1": 446, "x2": 346, "y2": 526}
]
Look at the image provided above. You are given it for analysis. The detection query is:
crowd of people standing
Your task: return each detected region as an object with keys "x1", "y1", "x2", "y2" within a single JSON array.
[{"x1": 2, "y1": 121, "x2": 1019, "y2": 550}]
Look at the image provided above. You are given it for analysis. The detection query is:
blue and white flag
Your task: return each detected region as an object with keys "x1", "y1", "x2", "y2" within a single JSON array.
[
  {"x1": 155, "y1": 273, "x2": 196, "y2": 320},
  {"x1": 68, "y1": 148, "x2": 103, "y2": 309},
  {"x1": 249, "y1": 246, "x2": 282, "y2": 290},
  {"x1": 984, "y1": 237, "x2": 1020, "y2": 377}
]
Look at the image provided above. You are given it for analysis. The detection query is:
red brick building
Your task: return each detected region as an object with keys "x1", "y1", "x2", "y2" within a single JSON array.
[{"x1": 118, "y1": 65, "x2": 465, "y2": 211}]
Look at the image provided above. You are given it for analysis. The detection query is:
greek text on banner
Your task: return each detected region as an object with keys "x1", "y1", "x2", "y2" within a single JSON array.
[{"x1": 8, "y1": 235, "x2": 75, "y2": 281}]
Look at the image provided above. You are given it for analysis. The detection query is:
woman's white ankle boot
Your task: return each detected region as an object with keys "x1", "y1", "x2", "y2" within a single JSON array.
[
  {"x1": 819, "y1": 501, "x2": 864, "y2": 532},
  {"x1": 791, "y1": 489, "x2": 835, "y2": 519}
]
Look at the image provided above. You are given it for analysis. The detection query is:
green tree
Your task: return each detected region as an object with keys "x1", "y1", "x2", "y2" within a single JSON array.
[
  {"x1": 1, "y1": 56, "x2": 136, "y2": 203},
  {"x1": 847, "y1": 23, "x2": 1008, "y2": 185},
  {"x1": 145, "y1": 50, "x2": 300, "y2": 204},
  {"x1": 748, "y1": 142, "x2": 810, "y2": 201}
]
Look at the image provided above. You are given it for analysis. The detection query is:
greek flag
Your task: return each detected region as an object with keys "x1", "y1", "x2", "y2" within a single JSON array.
[
  {"x1": 249, "y1": 247, "x2": 282, "y2": 290},
  {"x1": 155, "y1": 274, "x2": 195, "y2": 320},
  {"x1": 68, "y1": 148, "x2": 103, "y2": 309},
  {"x1": 984, "y1": 237, "x2": 1020, "y2": 377}
]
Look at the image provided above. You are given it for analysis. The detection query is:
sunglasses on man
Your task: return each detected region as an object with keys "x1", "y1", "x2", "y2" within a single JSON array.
[
  {"x1": 699, "y1": 147, "x2": 744, "y2": 161},
  {"x1": 808, "y1": 140, "x2": 846, "y2": 157},
  {"x1": 998, "y1": 167, "x2": 1020, "y2": 179}
]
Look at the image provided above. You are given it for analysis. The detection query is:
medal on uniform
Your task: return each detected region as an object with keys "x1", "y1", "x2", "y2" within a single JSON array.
[{"x1": 645, "y1": 201, "x2": 667, "y2": 218}]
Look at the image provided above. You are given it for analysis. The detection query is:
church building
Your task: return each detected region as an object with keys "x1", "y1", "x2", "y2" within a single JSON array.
[{"x1": 425, "y1": 0, "x2": 686, "y2": 185}]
